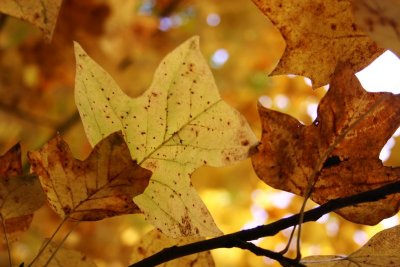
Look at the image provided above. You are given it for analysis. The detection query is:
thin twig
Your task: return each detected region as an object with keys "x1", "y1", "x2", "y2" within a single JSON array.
[
  {"x1": 0, "y1": 214, "x2": 12, "y2": 267},
  {"x1": 293, "y1": 94, "x2": 388, "y2": 259},
  {"x1": 235, "y1": 240, "x2": 305, "y2": 267},
  {"x1": 129, "y1": 180, "x2": 400, "y2": 267},
  {"x1": 43, "y1": 220, "x2": 80, "y2": 267},
  {"x1": 28, "y1": 216, "x2": 69, "y2": 267}
]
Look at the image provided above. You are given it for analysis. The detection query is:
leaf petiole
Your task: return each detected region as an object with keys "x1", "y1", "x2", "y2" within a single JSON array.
[
  {"x1": 43, "y1": 219, "x2": 80, "y2": 267},
  {"x1": 0, "y1": 214, "x2": 12, "y2": 267},
  {"x1": 28, "y1": 215, "x2": 69, "y2": 267}
]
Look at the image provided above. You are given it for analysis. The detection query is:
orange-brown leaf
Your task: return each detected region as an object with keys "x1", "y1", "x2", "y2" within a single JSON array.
[
  {"x1": 28, "y1": 132, "x2": 151, "y2": 221},
  {"x1": 0, "y1": 0, "x2": 62, "y2": 40},
  {"x1": 252, "y1": 64, "x2": 400, "y2": 225},
  {"x1": 353, "y1": 0, "x2": 400, "y2": 57},
  {"x1": 252, "y1": 0, "x2": 383, "y2": 87},
  {"x1": 0, "y1": 144, "x2": 45, "y2": 242}
]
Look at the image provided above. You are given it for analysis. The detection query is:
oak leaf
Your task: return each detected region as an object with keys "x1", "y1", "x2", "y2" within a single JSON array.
[
  {"x1": 302, "y1": 225, "x2": 400, "y2": 266},
  {"x1": 131, "y1": 229, "x2": 215, "y2": 267},
  {"x1": 0, "y1": 0, "x2": 62, "y2": 40},
  {"x1": 28, "y1": 132, "x2": 151, "y2": 221},
  {"x1": 32, "y1": 240, "x2": 97, "y2": 267},
  {"x1": 252, "y1": 64, "x2": 400, "y2": 225},
  {"x1": 0, "y1": 144, "x2": 45, "y2": 242},
  {"x1": 252, "y1": 0, "x2": 383, "y2": 87},
  {"x1": 352, "y1": 0, "x2": 400, "y2": 57},
  {"x1": 74, "y1": 37, "x2": 258, "y2": 237}
]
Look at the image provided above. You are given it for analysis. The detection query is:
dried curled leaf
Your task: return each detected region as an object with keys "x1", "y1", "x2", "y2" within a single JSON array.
[
  {"x1": 131, "y1": 229, "x2": 215, "y2": 267},
  {"x1": 252, "y1": 0, "x2": 383, "y2": 87},
  {"x1": 33, "y1": 240, "x2": 97, "y2": 267},
  {"x1": 252, "y1": 64, "x2": 400, "y2": 225},
  {"x1": 0, "y1": 144, "x2": 45, "y2": 242},
  {"x1": 74, "y1": 37, "x2": 258, "y2": 237},
  {"x1": 353, "y1": 0, "x2": 400, "y2": 57},
  {"x1": 28, "y1": 132, "x2": 151, "y2": 221},
  {"x1": 302, "y1": 225, "x2": 400, "y2": 266},
  {"x1": 0, "y1": 0, "x2": 62, "y2": 40}
]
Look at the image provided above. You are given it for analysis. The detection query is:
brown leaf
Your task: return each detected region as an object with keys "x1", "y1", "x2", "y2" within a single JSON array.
[
  {"x1": 33, "y1": 240, "x2": 97, "y2": 267},
  {"x1": 302, "y1": 225, "x2": 400, "y2": 266},
  {"x1": 252, "y1": 0, "x2": 383, "y2": 87},
  {"x1": 0, "y1": 0, "x2": 63, "y2": 40},
  {"x1": 0, "y1": 144, "x2": 45, "y2": 242},
  {"x1": 28, "y1": 131, "x2": 151, "y2": 221},
  {"x1": 131, "y1": 229, "x2": 215, "y2": 267},
  {"x1": 353, "y1": 0, "x2": 400, "y2": 57},
  {"x1": 252, "y1": 64, "x2": 400, "y2": 225}
]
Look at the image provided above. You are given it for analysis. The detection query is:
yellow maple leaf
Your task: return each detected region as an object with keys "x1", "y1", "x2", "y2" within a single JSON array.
[{"x1": 74, "y1": 37, "x2": 258, "y2": 237}]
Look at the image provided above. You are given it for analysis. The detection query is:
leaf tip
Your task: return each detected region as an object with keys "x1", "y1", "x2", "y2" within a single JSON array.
[
  {"x1": 186, "y1": 35, "x2": 200, "y2": 49},
  {"x1": 73, "y1": 42, "x2": 88, "y2": 62}
]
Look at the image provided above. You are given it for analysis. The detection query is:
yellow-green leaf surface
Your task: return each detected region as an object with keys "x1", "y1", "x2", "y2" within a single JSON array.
[
  {"x1": 302, "y1": 225, "x2": 400, "y2": 266},
  {"x1": 74, "y1": 37, "x2": 258, "y2": 237},
  {"x1": 0, "y1": 144, "x2": 45, "y2": 242},
  {"x1": 28, "y1": 132, "x2": 151, "y2": 221},
  {"x1": 0, "y1": 0, "x2": 62, "y2": 40},
  {"x1": 33, "y1": 240, "x2": 97, "y2": 267},
  {"x1": 131, "y1": 229, "x2": 215, "y2": 266}
]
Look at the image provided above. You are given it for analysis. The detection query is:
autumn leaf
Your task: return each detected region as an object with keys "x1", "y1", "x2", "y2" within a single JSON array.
[
  {"x1": 302, "y1": 225, "x2": 400, "y2": 266},
  {"x1": 0, "y1": 144, "x2": 45, "y2": 242},
  {"x1": 28, "y1": 131, "x2": 151, "y2": 221},
  {"x1": 0, "y1": 0, "x2": 63, "y2": 40},
  {"x1": 252, "y1": 0, "x2": 383, "y2": 87},
  {"x1": 74, "y1": 36, "x2": 258, "y2": 237},
  {"x1": 32, "y1": 240, "x2": 97, "y2": 267},
  {"x1": 352, "y1": 0, "x2": 400, "y2": 57},
  {"x1": 252, "y1": 63, "x2": 400, "y2": 225},
  {"x1": 131, "y1": 229, "x2": 215, "y2": 266}
]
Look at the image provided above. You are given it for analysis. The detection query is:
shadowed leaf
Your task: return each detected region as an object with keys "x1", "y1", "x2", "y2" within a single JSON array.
[
  {"x1": 252, "y1": 0, "x2": 383, "y2": 87},
  {"x1": 252, "y1": 64, "x2": 400, "y2": 225},
  {"x1": 0, "y1": 0, "x2": 62, "y2": 40},
  {"x1": 28, "y1": 132, "x2": 151, "y2": 221},
  {"x1": 131, "y1": 229, "x2": 215, "y2": 267},
  {"x1": 0, "y1": 144, "x2": 45, "y2": 242},
  {"x1": 302, "y1": 225, "x2": 400, "y2": 266},
  {"x1": 353, "y1": 0, "x2": 400, "y2": 57},
  {"x1": 74, "y1": 37, "x2": 258, "y2": 237}
]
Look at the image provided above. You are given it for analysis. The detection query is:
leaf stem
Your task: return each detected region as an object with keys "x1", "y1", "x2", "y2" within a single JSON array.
[
  {"x1": 43, "y1": 220, "x2": 80, "y2": 267},
  {"x1": 28, "y1": 215, "x2": 69, "y2": 267},
  {"x1": 293, "y1": 93, "x2": 389, "y2": 259},
  {"x1": 0, "y1": 214, "x2": 12, "y2": 267}
]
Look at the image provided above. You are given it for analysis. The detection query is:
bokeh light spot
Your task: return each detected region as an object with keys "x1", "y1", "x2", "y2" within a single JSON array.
[
  {"x1": 353, "y1": 230, "x2": 368, "y2": 245},
  {"x1": 207, "y1": 13, "x2": 221, "y2": 27},
  {"x1": 274, "y1": 94, "x2": 289, "y2": 109},
  {"x1": 211, "y1": 49, "x2": 229, "y2": 68}
]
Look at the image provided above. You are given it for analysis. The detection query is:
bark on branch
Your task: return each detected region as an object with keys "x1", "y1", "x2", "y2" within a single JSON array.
[{"x1": 129, "y1": 181, "x2": 400, "y2": 267}]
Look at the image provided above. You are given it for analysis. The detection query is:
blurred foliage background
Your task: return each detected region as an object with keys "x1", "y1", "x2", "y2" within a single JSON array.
[{"x1": 0, "y1": 0, "x2": 399, "y2": 266}]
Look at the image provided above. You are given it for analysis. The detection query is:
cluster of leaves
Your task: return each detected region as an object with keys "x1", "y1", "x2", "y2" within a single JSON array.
[{"x1": 0, "y1": 0, "x2": 400, "y2": 266}]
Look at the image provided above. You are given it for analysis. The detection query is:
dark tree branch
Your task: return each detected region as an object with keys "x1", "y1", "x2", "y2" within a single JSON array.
[
  {"x1": 234, "y1": 240, "x2": 305, "y2": 267},
  {"x1": 129, "y1": 181, "x2": 400, "y2": 267}
]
